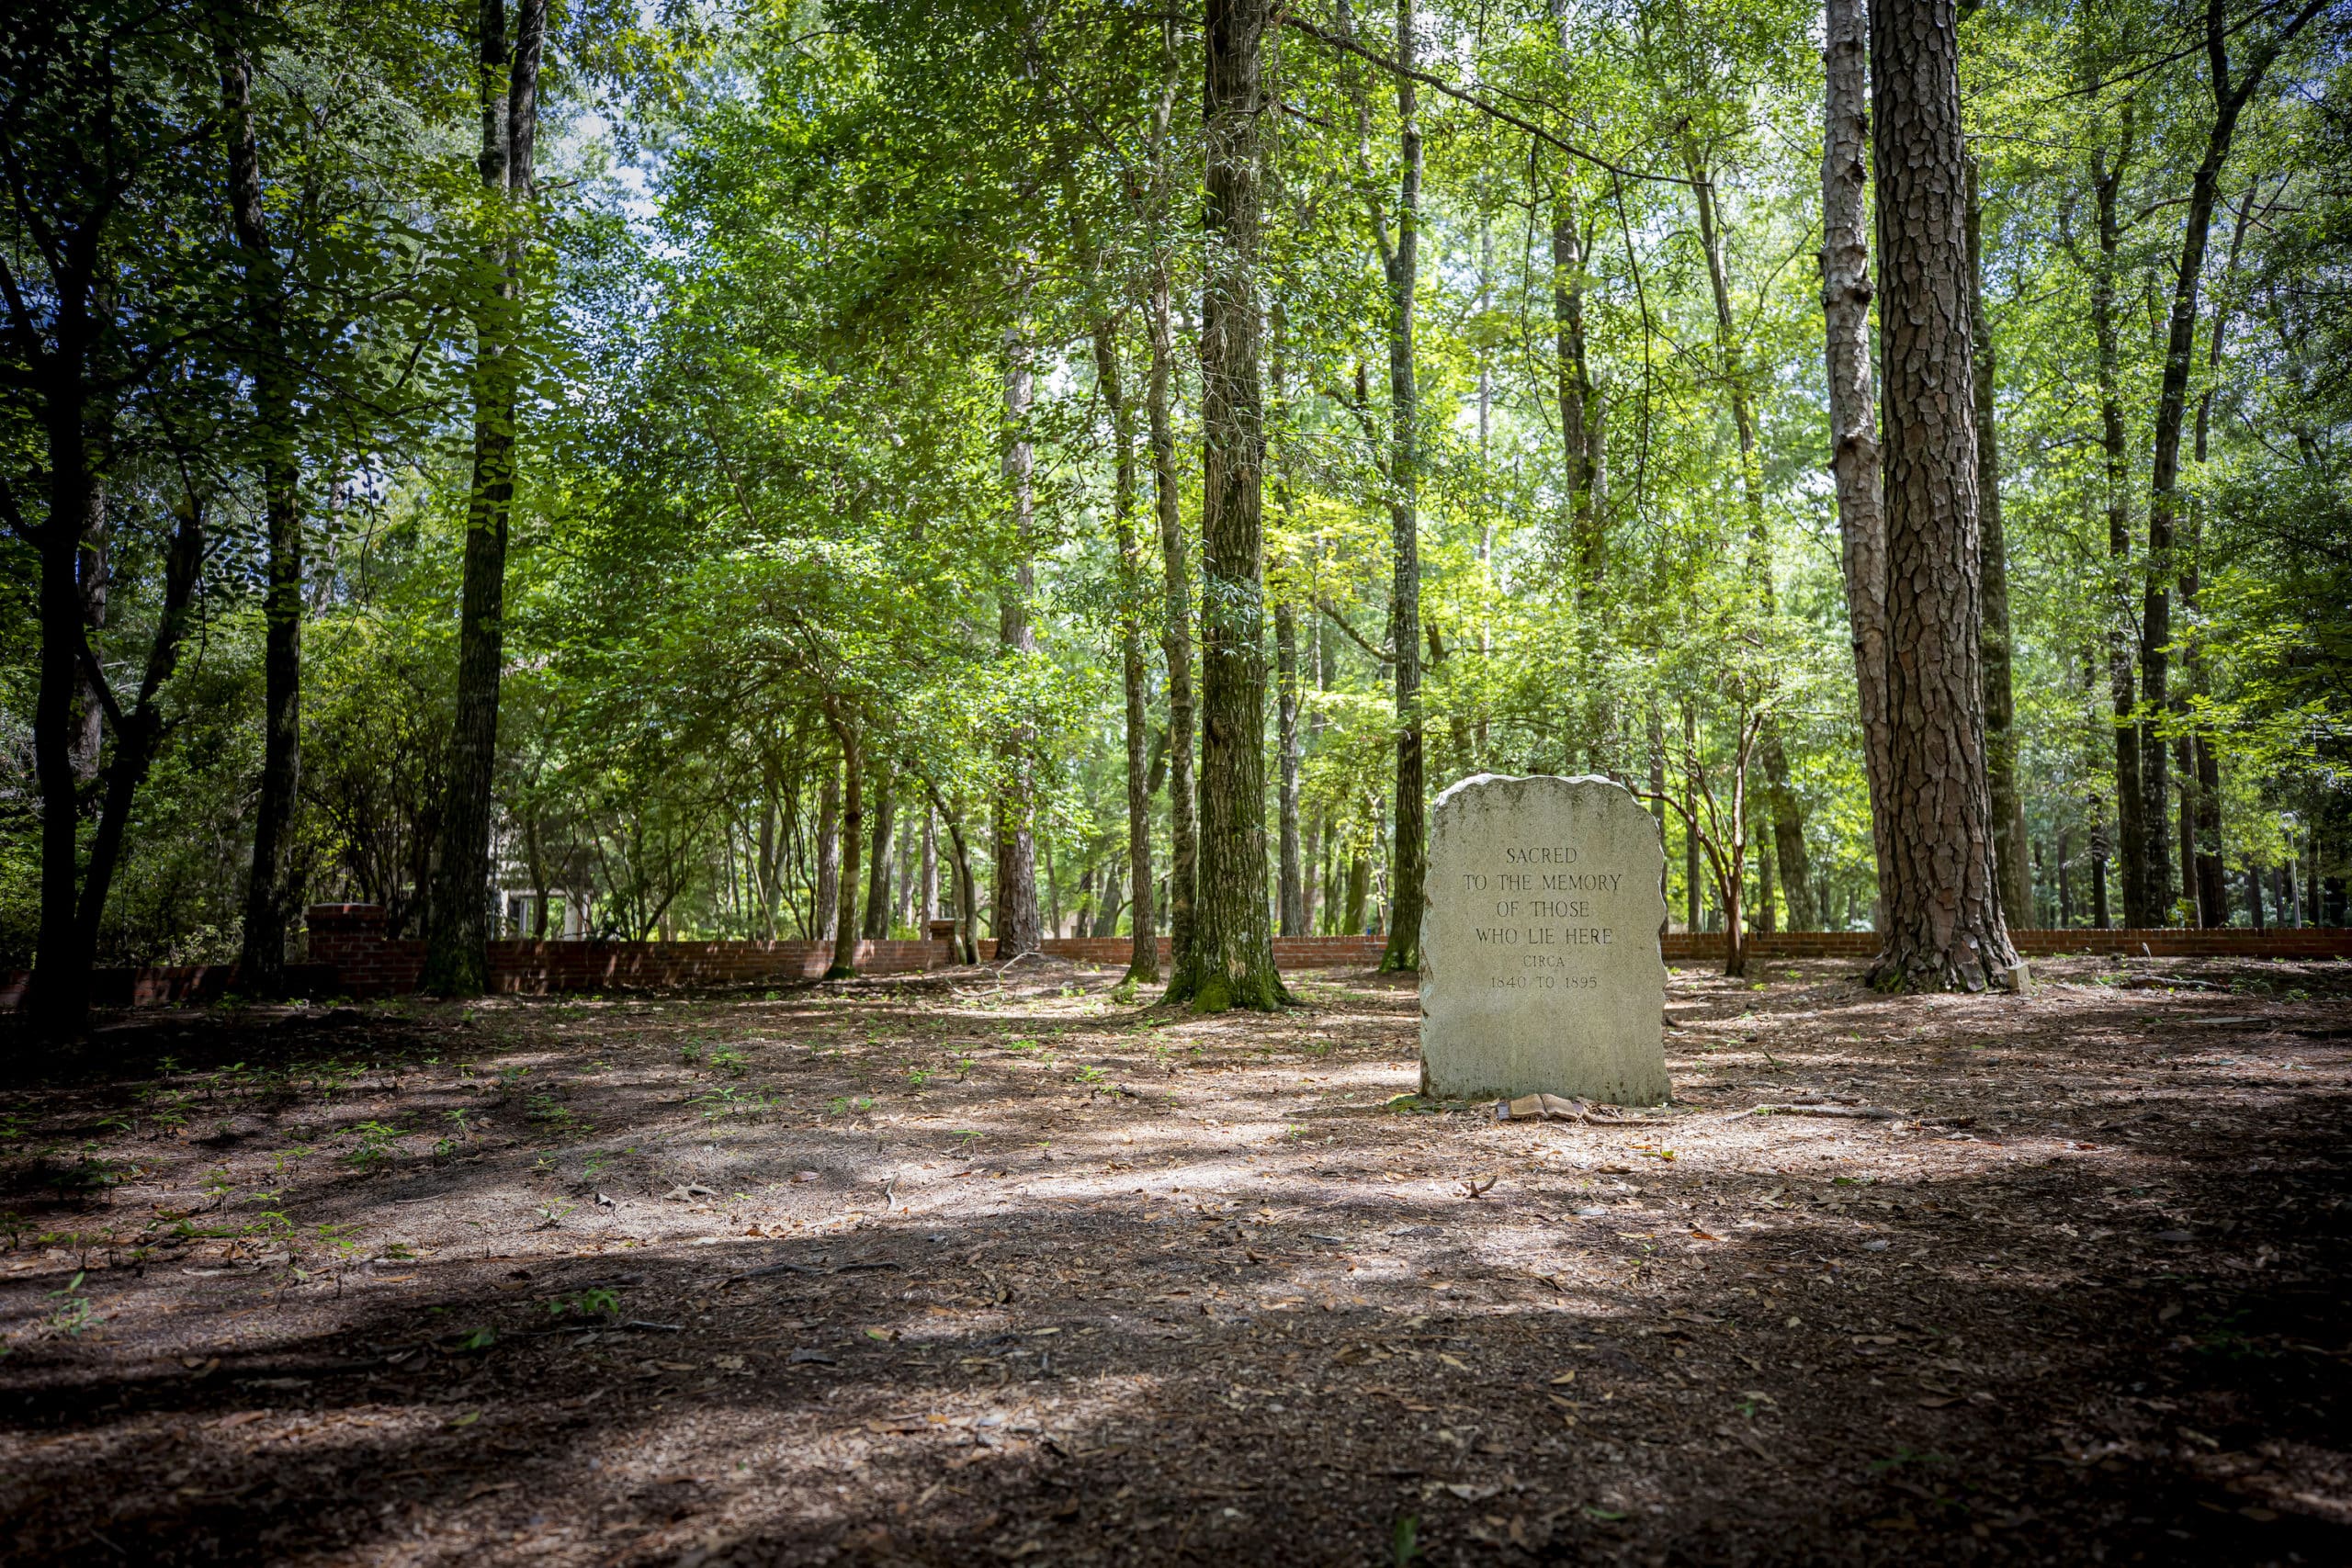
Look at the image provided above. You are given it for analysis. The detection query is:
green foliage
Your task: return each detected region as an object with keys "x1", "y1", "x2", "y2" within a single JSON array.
[{"x1": 4, "y1": 0, "x2": 2344, "y2": 981}]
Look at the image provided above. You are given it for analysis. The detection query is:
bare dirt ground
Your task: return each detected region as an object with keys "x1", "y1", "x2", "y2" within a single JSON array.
[{"x1": 2, "y1": 953, "x2": 2348, "y2": 1567}]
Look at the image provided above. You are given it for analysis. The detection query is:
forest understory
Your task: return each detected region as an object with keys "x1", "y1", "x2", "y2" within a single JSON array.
[{"x1": 0, "y1": 956, "x2": 2346, "y2": 1567}]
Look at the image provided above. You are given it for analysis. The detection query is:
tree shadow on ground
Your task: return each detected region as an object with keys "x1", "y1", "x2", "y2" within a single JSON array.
[{"x1": 1, "y1": 957, "x2": 2346, "y2": 1564}]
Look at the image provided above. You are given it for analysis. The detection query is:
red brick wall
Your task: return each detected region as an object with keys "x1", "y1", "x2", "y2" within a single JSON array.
[{"x1": 994, "y1": 936, "x2": 1391, "y2": 969}]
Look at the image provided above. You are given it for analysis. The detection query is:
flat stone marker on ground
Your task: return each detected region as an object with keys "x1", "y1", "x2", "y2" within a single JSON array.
[{"x1": 1419, "y1": 773, "x2": 1670, "y2": 1105}]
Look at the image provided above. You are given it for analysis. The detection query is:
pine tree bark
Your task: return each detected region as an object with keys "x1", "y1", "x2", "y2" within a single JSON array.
[
  {"x1": 220, "y1": 45, "x2": 303, "y2": 995},
  {"x1": 1866, "y1": 0, "x2": 2022, "y2": 991},
  {"x1": 424, "y1": 0, "x2": 544, "y2": 995},
  {"x1": 1091, "y1": 320, "x2": 1159, "y2": 981},
  {"x1": 1965, "y1": 157, "x2": 2030, "y2": 929},
  {"x1": 1192, "y1": 0, "x2": 1285, "y2": 1010}
]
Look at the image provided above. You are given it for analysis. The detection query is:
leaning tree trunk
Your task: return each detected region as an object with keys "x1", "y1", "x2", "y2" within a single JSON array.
[
  {"x1": 1965, "y1": 157, "x2": 2030, "y2": 929},
  {"x1": 1822, "y1": 0, "x2": 1894, "y2": 926},
  {"x1": 1192, "y1": 0, "x2": 1284, "y2": 1011},
  {"x1": 1866, "y1": 0, "x2": 2022, "y2": 992},
  {"x1": 1379, "y1": 0, "x2": 1426, "y2": 975},
  {"x1": 1091, "y1": 319, "x2": 1159, "y2": 982},
  {"x1": 221, "y1": 46, "x2": 304, "y2": 996},
  {"x1": 424, "y1": 0, "x2": 544, "y2": 996}
]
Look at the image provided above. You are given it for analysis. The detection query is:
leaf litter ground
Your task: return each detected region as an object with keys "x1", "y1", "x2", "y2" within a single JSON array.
[{"x1": 1, "y1": 953, "x2": 2347, "y2": 1565}]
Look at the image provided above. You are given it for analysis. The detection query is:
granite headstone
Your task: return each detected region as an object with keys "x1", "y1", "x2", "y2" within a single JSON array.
[{"x1": 1419, "y1": 773, "x2": 1670, "y2": 1105}]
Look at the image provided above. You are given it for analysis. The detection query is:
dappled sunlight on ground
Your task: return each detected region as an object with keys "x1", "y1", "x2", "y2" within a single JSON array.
[{"x1": 2, "y1": 953, "x2": 2348, "y2": 1563}]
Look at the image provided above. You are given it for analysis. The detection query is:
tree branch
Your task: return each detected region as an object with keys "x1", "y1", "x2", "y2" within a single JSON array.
[{"x1": 1279, "y1": 14, "x2": 1694, "y2": 188}]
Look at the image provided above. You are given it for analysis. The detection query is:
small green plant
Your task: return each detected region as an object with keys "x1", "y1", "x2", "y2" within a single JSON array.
[
  {"x1": 709, "y1": 1049, "x2": 748, "y2": 1077},
  {"x1": 905, "y1": 1067, "x2": 931, "y2": 1089},
  {"x1": 534, "y1": 1201, "x2": 577, "y2": 1228},
  {"x1": 1390, "y1": 1514, "x2": 1421, "y2": 1565},
  {"x1": 548, "y1": 1285, "x2": 621, "y2": 1320},
  {"x1": 314, "y1": 1224, "x2": 363, "y2": 1259},
  {"x1": 526, "y1": 1093, "x2": 577, "y2": 1130},
  {"x1": 1074, "y1": 1064, "x2": 1108, "y2": 1086},
  {"x1": 341, "y1": 1121, "x2": 405, "y2": 1171},
  {"x1": 453, "y1": 1326, "x2": 497, "y2": 1351},
  {"x1": 44, "y1": 1272, "x2": 96, "y2": 1337},
  {"x1": 952, "y1": 1054, "x2": 975, "y2": 1079},
  {"x1": 678, "y1": 1042, "x2": 704, "y2": 1066}
]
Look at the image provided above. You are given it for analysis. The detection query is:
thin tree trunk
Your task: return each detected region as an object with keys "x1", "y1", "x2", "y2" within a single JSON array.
[
  {"x1": 1867, "y1": 0, "x2": 2021, "y2": 991},
  {"x1": 2091, "y1": 799, "x2": 2111, "y2": 929},
  {"x1": 221, "y1": 45, "x2": 303, "y2": 995},
  {"x1": 862, "y1": 759, "x2": 894, "y2": 939},
  {"x1": 1193, "y1": 0, "x2": 1284, "y2": 1010},
  {"x1": 994, "y1": 318, "x2": 1043, "y2": 958},
  {"x1": 814, "y1": 758, "x2": 841, "y2": 943},
  {"x1": 2056, "y1": 828, "x2": 2073, "y2": 927},
  {"x1": 2184, "y1": 189, "x2": 2256, "y2": 928},
  {"x1": 1148, "y1": 19, "x2": 1199, "y2": 998},
  {"x1": 1544, "y1": 0, "x2": 1601, "y2": 582},
  {"x1": 916, "y1": 806, "x2": 933, "y2": 926},
  {"x1": 2143, "y1": 0, "x2": 2324, "y2": 928},
  {"x1": 758, "y1": 787, "x2": 780, "y2": 940},
  {"x1": 1276, "y1": 599, "x2": 1306, "y2": 936},
  {"x1": 69, "y1": 497, "x2": 207, "y2": 987},
  {"x1": 1093, "y1": 321, "x2": 1160, "y2": 981},
  {"x1": 1822, "y1": 0, "x2": 1894, "y2": 931},
  {"x1": 1685, "y1": 134, "x2": 1815, "y2": 931},
  {"x1": 1683, "y1": 704, "x2": 1701, "y2": 932},
  {"x1": 828, "y1": 717, "x2": 862, "y2": 978},
  {"x1": 1647, "y1": 701, "x2": 1667, "y2": 915},
  {"x1": 1966, "y1": 156, "x2": 2030, "y2": 929},
  {"x1": 15, "y1": 70, "x2": 116, "y2": 1032},
  {"x1": 424, "y1": 0, "x2": 544, "y2": 995},
  {"x1": 2087, "y1": 124, "x2": 2150, "y2": 926},
  {"x1": 1378, "y1": 0, "x2": 1425, "y2": 975}
]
